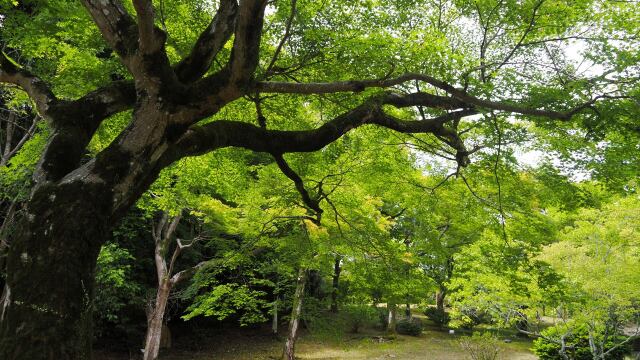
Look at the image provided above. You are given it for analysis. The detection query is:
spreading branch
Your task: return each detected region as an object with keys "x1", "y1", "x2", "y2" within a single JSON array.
[
  {"x1": 132, "y1": 0, "x2": 159, "y2": 54},
  {"x1": 151, "y1": 212, "x2": 182, "y2": 283},
  {"x1": 81, "y1": 0, "x2": 138, "y2": 61},
  {"x1": 0, "y1": 53, "x2": 56, "y2": 117},
  {"x1": 256, "y1": 73, "x2": 578, "y2": 119},
  {"x1": 52, "y1": 80, "x2": 136, "y2": 129},
  {"x1": 166, "y1": 93, "x2": 474, "y2": 167},
  {"x1": 229, "y1": 0, "x2": 268, "y2": 85},
  {"x1": 265, "y1": 0, "x2": 298, "y2": 76},
  {"x1": 175, "y1": 0, "x2": 239, "y2": 83},
  {"x1": 273, "y1": 153, "x2": 323, "y2": 221}
]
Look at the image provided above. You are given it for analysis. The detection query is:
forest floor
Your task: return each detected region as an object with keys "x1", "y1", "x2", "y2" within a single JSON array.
[
  {"x1": 96, "y1": 316, "x2": 536, "y2": 360},
  {"x1": 161, "y1": 331, "x2": 535, "y2": 360}
]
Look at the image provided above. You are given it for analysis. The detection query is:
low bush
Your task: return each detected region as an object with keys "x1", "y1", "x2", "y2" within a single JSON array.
[
  {"x1": 458, "y1": 332, "x2": 502, "y2": 360},
  {"x1": 449, "y1": 307, "x2": 491, "y2": 330},
  {"x1": 396, "y1": 317, "x2": 423, "y2": 336},
  {"x1": 343, "y1": 305, "x2": 378, "y2": 333},
  {"x1": 424, "y1": 307, "x2": 450, "y2": 326},
  {"x1": 449, "y1": 308, "x2": 476, "y2": 330},
  {"x1": 532, "y1": 324, "x2": 631, "y2": 360},
  {"x1": 376, "y1": 307, "x2": 389, "y2": 330}
]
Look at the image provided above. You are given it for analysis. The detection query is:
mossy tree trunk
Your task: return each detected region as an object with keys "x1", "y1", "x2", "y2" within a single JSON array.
[{"x1": 0, "y1": 184, "x2": 111, "y2": 359}]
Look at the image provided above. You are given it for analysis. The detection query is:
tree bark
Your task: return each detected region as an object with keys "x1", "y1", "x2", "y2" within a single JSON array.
[
  {"x1": 435, "y1": 287, "x2": 446, "y2": 312},
  {"x1": 272, "y1": 296, "x2": 279, "y2": 335},
  {"x1": 387, "y1": 303, "x2": 397, "y2": 334},
  {"x1": 330, "y1": 256, "x2": 341, "y2": 313},
  {"x1": 282, "y1": 267, "x2": 307, "y2": 360},
  {"x1": 143, "y1": 280, "x2": 171, "y2": 360},
  {"x1": 0, "y1": 97, "x2": 169, "y2": 358},
  {"x1": 0, "y1": 184, "x2": 110, "y2": 359}
]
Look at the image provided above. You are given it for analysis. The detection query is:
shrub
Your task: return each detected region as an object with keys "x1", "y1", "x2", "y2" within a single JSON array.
[
  {"x1": 459, "y1": 332, "x2": 502, "y2": 360},
  {"x1": 343, "y1": 305, "x2": 378, "y2": 333},
  {"x1": 449, "y1": 307, "x2": 491, "y2": 330},
  {"x1": 449, "y1": 308, "x2": 476, "y2": 330},
  {"x1": 424, "y1": 307, "x2": 450, "y2": 326},
  {"x1": 396, "y1": 317, "x2": 423, "y2": 336},
  {"x1": 376, "y1": 307, "x2": 389, "y2": 330},
  {"x1": 532, "y1": 324, "x2": 631, "y2": 360}
]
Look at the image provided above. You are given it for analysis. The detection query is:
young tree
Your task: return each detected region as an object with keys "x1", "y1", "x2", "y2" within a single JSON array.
[
  {"x1": 143, "y1": 211, "x2": 212, "y2": 360},
  {"x1": 536, "y1": 195, "x2": 640, "y2": 359},
  {"x1": 0, "y1": 0, "x2": 637, "y2": 358}
]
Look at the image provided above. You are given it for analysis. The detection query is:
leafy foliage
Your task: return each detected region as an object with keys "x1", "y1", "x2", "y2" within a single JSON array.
[
  {"x1": 458, "y1": 332, "x2": 503, "y2": 360},
  {"x1": 94, "y1": 243, "x2": 144, "y2": 340},
  {"x1": 395, "y1": 317, "x2": 423, "y2": 336},
  {"x1": 424, "y1": 307, "x2": 450, "y2": 327},
  {"x1": 532, "y1": 324, "x2": 631, "y2": 360}
]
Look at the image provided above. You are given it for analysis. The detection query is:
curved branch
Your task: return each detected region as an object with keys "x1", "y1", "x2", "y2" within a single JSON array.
[
  {"x1": 483, "y1": 0, "x2": 545, "y2": 83},
  {"x1": 256, "y1": 72, "x2": 578, "y2": 119},
  {"x1": 265, "y1": 0, "x2": 297, "y2": 76},
  {"x1": 53, "y1": 80, "x2": 136, "y2": 128},
  {"x1": 273, "y1": 153, "x2": 322, "y2": 219},
  {"x1": 0, "y1": 53, "x2": 56, "y2": 117},
  {"x1": 164, "y1": 95, "x2": 475, "y2": 167}
]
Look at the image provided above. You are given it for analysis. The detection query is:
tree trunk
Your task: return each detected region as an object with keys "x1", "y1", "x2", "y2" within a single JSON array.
[
  {"x1": 272, "y1": 296, "x2": 279, "y2": 335},
  {"x1": 387, "y1": 303, "x2": 397, "y2": 334},
  {"x1": 330, "y1": 256, "x2": 341, "y2": 313},
  {"x1": 143, "y1": 280, "x2": 172, "y2": 360},
  {"x1": 282, "y1": 267, "x2": 307, "y2": 360},
  {"x1": 0, "y1": 184, "x2": 110, "y2": 359},
  {"x1": 405, "y1": 303, "x2": 411, "y2": 318},
  {"x1": 435, "y1": 287, "x2": 446, "y2": 312}
]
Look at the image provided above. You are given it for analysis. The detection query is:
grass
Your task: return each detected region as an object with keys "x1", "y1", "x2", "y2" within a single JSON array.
[
  {"x1": 95, "y1": 315, "x2": 537, "y2": 360},
  {"x1": 148, "y1": 329, "x2": 536, "y2": 360}
]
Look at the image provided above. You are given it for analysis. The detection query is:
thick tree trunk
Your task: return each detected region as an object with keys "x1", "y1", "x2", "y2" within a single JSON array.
[
  {"x1": 282, "y1": 267, "x2": 307, "y2": 360},
  {"x1": 144, "y1": 280, "x2": 172, "y2": 360},
  {"x1": 330, "y1": 256, "x2": 341, "y2": 313},
  {"x1": 0, "y1": 184, "x2": 110, "y2": 359}
]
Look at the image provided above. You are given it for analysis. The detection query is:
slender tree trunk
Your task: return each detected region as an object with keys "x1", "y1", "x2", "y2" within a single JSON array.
[
  {"x1": 143, "y1": 280, "x2": 172, "y2": 360},
  {"x1": 330, "y1": 256, "x2": 341, "y2": 313},
  {"x1": 272, "y1": 296, "x2": 279, "y2": 335},
  {"x1": 435, "y1": 287, "x2": 446, "y2": 312},
  {"x1": 387, "y1": 303, "x2": 397, "y2": 334},
  {"x1": 405, "y1": 303, "x2": 411, "y2": 318},
  {"x1": 0, "y1": 185, "x2": 111, "y2": 359},
  {"x1": 282, "y1": 267, "x2": 307, "y2": 360}
]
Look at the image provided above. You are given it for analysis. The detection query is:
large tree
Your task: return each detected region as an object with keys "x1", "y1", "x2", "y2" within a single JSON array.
[{"x1": 0, "y1": 0, "x2": 637, "y2": 358}]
